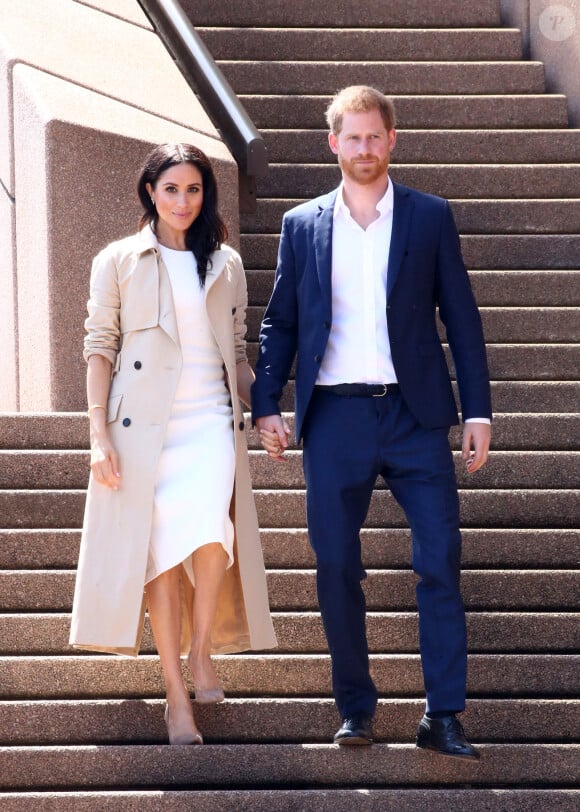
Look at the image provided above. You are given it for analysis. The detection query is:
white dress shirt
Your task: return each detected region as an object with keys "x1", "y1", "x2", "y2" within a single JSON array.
[
  {"x1": 316, "y1": 180, "x2": 489, "y2": 425},
  {"x1": 317, "y1": 181, "x2": 396, "y2": 385}
]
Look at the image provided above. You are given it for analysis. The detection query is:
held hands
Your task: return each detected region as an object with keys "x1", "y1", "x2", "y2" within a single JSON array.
[
  {"x1": 256, "y1": 415, "x2": 291, "y2": 460},
  {"x1": 462, "y1": 422, "x2": 491, "y2": 474},
  {"x1": 90, "y1": 432, "x2": 121, "y2": 489}
]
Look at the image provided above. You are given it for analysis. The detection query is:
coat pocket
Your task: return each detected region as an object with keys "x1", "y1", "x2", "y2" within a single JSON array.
[{"x1": 106, "y1": 393, "x2": 123, "y2": 424}]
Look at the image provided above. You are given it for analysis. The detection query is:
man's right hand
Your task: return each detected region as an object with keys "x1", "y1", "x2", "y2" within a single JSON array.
[{"x1": 255, "y1": 415, "x2": 291, "y2": 460}]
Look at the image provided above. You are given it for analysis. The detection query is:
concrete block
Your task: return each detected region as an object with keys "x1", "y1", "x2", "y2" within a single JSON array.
[
  {"x1": 0, "y1": 0, "x2": 220, "y2": 191},
  {"x1": 79, "y1": 0, "x2": 152, "y2": 28},
  {"x1": 0, "y1": 414, "x2": 88, "y2": 450}
]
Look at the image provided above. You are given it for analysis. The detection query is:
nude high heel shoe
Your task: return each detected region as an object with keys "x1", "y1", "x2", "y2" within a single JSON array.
[
  {"x1": 188, "y1": 651, "x2": 225, "y2": 704},
  {"x1": 164, "y1": 703, "x2": 203, "y2": 745}
]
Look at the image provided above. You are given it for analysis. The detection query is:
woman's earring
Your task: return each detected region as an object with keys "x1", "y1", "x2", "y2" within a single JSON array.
[{"x1": 150, "y1": 197, "x2": 155, "y2": 207}]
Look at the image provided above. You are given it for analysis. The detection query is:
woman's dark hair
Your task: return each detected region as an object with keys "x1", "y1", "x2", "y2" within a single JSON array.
[{"x1": 137, "y1": 143, "x2": 228, "y2": 286}]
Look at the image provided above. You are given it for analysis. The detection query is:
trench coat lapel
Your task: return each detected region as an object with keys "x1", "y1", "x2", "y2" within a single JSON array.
[
  {"x1": 204, "y1": 250, "x2": 230, "y2": 297},
  {"x1": 157, "y1": 258, "x2": 180, "y2": 348}
]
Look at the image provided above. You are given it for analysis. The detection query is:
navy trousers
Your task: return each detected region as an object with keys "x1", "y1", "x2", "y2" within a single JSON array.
[{"x1": 302, "y1": 388, "x2": 467, "y2": 719}]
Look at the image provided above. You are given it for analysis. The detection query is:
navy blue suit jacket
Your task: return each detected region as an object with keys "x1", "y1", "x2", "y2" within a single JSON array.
[{"x1": 252, "y1": 182, "x2": 492, "y2": 441}]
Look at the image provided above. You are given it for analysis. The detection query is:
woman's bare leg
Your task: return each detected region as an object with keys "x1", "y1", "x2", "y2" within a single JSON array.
[
  {"x1": 188, "y1": 542, "x2": 228, "y2": 700},
  {"x1": 146, "y1": 566, "x2": 202, "y2": 743}
]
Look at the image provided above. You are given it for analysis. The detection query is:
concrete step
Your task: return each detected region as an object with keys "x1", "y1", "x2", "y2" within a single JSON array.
[
  {"x1": 221, "y1": 61, "x2": 546, "y2": 95},
  {"x1": 0, "y1": 697, "x2": 577, "y2": 745},
  {"x1": 250, "y1": 451, "x2": 579, "y2": 490},
  {"x1": 1, "y1": 528, "x2": 577, "y2": 570},
  {"x1": 247, "y1": 269, "x2": 580, "y2": 307},
  {"x1": 242, "y1": 199, "x2": 580, "y2": 235},
  {"x1": 241, "y1": 94, "x2": 570, "y2": 130},
  {"x1": 199, "y1": 28, "x2": 522, "y2": 62},
  {"x1": 245, "y1": 305, "x2": 580, "y2": 343},
  {"x1": 0, "y1": 413, "x2": 578, "y2": 452},
  {"x1": 255, "y1": 165, "x2": 580, "y2": 200},
  {"x1": 260, "y1": 130, "x2": 580, "y2": 164},
  {"x1": 1, "y1": 525, "x2": 577, "y2": 570},
  {"x1": 1, "y1": 612, "x2": 577, "y2": 656},
  {"x1": 0, "y1": 450, "x2": 576, "y2": 490},
  {"x1": 245, "y1": 343, "x2": 579, "y2": 380},
  {"x1": 1, "y1": 789, "x2": 579, "y2": 812},
  {"x1": 184, "y1": 0, "x2": 503, "y2": 28},
  {"x1": 252, "y1": 490, "x2": 580, "y2": 530},
  {"x1": 244, "y1": 232, "x2": 580, "y2": 270},
  {"x1": 272, "y1": 381, "x2": 579, "y2": 413},
  {"x1": 1, "y1": 655, "x2": 578, "y2": 699},
  {"x1": 0, "y1": 487, "x2": 577, "y2": 529},
  {"x1": 1, "y1": 569, "x2": 578, "y2": 612},
  {"x1": 0, "y1": 742, "x2": 578, "y2": 790}
]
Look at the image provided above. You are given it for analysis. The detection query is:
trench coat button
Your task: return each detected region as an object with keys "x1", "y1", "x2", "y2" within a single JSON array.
[
  {"x1": 122, "y1": 417, "x2": 131, "y2": 427},
  {"x1": 134, "y1": 361, "x2": 142, "y2": 369},
  {"x1": 232, "y1": 307, "x2": 236, "y2": 314},
  {"x1": 239, "y1": 421, "x2": 245, "y2": 431}
]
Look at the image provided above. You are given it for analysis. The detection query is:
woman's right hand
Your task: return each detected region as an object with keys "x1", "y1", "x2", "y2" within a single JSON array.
[{"x1": 90, "y1": 432, "x2": 121, "y2": 490}]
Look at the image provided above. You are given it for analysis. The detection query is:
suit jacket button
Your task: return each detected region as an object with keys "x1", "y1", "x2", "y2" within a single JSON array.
[
  {"x1": 323, "y1": 321, "x2": 330, "y2": 329},
  {"x1": 134, "y1": 361, "x2": 142, "y2": 369},
  {"x1": 314, "y1": 355, "x2": 321, "y2": 363},
  {"x1": 122, "y1": 417, "x2": 131, "y2": 427},
  {"x1": 239, "y1": 421, "x2": 245, "y2": 431}
]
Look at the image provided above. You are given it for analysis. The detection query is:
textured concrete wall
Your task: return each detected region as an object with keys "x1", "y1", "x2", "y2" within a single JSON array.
[
  {"x1": 502, "y1": 0, "x2": 580, "y2": 124},
  {"x1": 0, "y1": 0, "x2": 239, "y2": 411}
]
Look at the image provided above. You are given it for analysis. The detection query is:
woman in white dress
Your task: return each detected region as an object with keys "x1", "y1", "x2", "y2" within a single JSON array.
[{"x1": 78, "y1": 143, "x2": 276, "y2": 745}]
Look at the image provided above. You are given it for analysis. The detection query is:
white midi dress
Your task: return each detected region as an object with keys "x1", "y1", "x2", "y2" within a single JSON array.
[{"x1": 145, "y1": 245, "x2": 235, "y2": 586}]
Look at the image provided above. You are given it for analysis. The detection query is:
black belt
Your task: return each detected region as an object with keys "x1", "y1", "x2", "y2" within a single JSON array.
[{"x1": 315, "y1": 383, "x2": 399, "y2": 398}]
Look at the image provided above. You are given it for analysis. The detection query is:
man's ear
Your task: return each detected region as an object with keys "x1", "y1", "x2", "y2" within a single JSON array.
[{"x1": 328, "y1": 132, "x2": 339, "y2": 155}]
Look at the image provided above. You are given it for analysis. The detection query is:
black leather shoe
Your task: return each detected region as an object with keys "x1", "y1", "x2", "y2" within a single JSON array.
[
  {"x1": 416, "y1": 714, "x2": 480, "y2": 760},
  {"x1": 333, "y1": 713, "x2": 374, "y2": 745}
]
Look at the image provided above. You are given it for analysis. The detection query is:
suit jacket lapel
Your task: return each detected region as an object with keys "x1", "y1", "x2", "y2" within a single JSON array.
[
  {"x1": 314, "y1": 190, "x2": 338, "y2": 305},
  {"x1": 387, "y1": 183, "x2": 414, "y2": 299}
]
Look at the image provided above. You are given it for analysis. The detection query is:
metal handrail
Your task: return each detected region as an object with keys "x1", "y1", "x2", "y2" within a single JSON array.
[{"x1": 137, "y1": 0, "x2": 268, "y2": 176}]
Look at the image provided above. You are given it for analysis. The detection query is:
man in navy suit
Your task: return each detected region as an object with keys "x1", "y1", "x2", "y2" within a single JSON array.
[{"x1": 252, "y1": 86, "x2": 491, "y2": 759}]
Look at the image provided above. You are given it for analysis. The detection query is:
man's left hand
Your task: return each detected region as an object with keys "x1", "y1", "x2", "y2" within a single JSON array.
[{"x1": 462, "y1": 422, "x2": 491, "y2": 474}]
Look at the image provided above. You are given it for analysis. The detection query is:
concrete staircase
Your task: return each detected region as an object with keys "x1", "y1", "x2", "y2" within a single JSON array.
[{"x1": 1, "y1": 0, "x2": 579, "y2": 807}]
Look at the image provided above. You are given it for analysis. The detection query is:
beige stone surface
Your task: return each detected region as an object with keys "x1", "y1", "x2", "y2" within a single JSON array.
[
  {"x1": 0, "y1": 189, "x2": 17, "y2": 409},
  {"x1": 0, "y1": 0, "x2": 220, "y2": 192},
  {"x1": 76, "y1": 0, "x2": 152, "y2": 28}
]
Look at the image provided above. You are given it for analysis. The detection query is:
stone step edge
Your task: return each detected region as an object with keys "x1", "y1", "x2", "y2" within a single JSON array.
[
  {"x1": 0, "y1": 789, "x2": 578, "y2": 812},
  {"x1": 0, "y1": 743, "x2": 578, "y2": 791}
]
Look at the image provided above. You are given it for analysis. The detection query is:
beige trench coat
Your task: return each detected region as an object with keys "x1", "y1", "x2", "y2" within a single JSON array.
[{"x1": 69, "y1": 228, "x2": 277, "y2": 656}]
